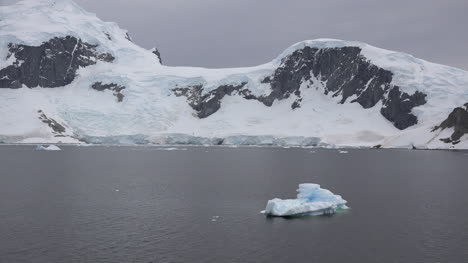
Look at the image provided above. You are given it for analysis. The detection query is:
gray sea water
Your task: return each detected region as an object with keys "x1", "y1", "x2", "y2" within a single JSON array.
[{"x1": 1, "y1": 145, "x2": 467, "y2": 263}]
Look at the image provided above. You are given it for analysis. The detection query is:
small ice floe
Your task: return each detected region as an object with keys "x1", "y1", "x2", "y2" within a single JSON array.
[
  {"x1": 338, "y1": 150, "x2": 348, "y2": 154},
  {"x1": 156, "y1": 147, "x2": 187, "y2": 151},
  {"x1": 211, "y1": 216, "x2": 220, "y2": 222},
  {"x1": 115, "y1": 189, "x2": 120, "y2": 192},
  {"x1": 76, "y1": 143, "x2": 93, "y2": 147},
  {"x1": 36, "y1": 145, "x2": 61, "y2": 151},
  {"x1": 262, "y1": 184, "x2": 348, "y2": 217}
]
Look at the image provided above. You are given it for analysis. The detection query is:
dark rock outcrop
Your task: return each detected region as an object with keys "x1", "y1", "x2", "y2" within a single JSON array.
[
  {"x1": 104, "y1": 32, "x2": 112, "y2": 41},
  {"x1": 262, "y1": 46, "x2": 426, "y2": 129},
  {"x1": 125, "y1": 32, "x2": 132, "y2": 42},
  {"x1": 380, "y1": 88, "x2": 426, "y2": 130},
  {"x1": 173, "y1": 46, "x2": 427, "y2": 130},
  {"x1": 432, "y1": 103, "x2": 468, "y2": 144},
  {"x1": 151, "y1": 48, "x2": 162, "y2": 64},
  {"x1": 261, "y1": 47, "x2": 394, "y2": 108},
  {"x1": 0, "y1": 36, "x2": 114, "y2": 89},
  {"x1": 173, "y1": 83, "x2": 248, "y2": 118},
  {"x1": 91, "y1": 82, "x2": 126, "y2": 102},
  {"x1": 38, "y1": 110, "x2": 66, "y2": 136}
]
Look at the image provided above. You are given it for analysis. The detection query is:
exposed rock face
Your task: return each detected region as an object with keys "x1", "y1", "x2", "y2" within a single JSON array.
[
  {"x1": 262, "y1": 46, "x2": 426, "y2": 129},
  {"x1": 262, "y1": 47, "x2": 394, "y2": 108},
  {"x1": 125, "y1": 32, "x2": 132, "y2": 42},
  {"x1": 173, "y1": 46, "x2": 427, "y2": 129},
  {"x1": 381, "y1": 88, "x2": 426, "y2": 130},
  {"x1": 433, "y1": 103, "x2": 468, "y2": 144},
  {"x1": 104, "y1": 32, "x2": 112, "y2": 41},
  {"x1": 38, "y1": 110, "x2": 66, "y2": 136},
  {"x1": 173, "y1": 83, "x2": 248, "y2": 118},
  {"x1": 0, "y1": 36, "x2": 114, "y2": 89},
  {"x1": 91, "y1": 82, "x2": 126, "y2": 102},
  {"x1": 151, "y1": 48, "x2": 162, "y2": 64}
]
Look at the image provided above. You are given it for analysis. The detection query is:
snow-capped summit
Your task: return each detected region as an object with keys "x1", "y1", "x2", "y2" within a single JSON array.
[
  {"x1": 1, "y1": 0, "x2": 131, "y2": 48},
  {"x1": 1, "y1": 0, "x2": 468, "y2": 148},
  {"x1": 0, "y1": 0, "x2": 161, "y2": 73}
]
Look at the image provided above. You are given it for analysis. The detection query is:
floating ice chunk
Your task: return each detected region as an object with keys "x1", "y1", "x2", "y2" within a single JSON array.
[
  {"x1": 36, "y1": 145, "x2": 61, "y2": 151},
  {"x1": 156, "y1": 147, "x2": 187, "y2": 151},
  {"x1": 75, "y1": 143, "x2": 93, "y2": 147},
  {"x1": 339, "y1": 150, "x2": 348, "y2": 154},
  {"x1": 262, "y1": 184, "x2": 348, "y2": 217}
]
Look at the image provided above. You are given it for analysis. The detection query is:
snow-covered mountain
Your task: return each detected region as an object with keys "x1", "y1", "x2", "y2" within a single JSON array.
[{"x1": 1, "y1": 0, "x2": 468, "y2": 149}]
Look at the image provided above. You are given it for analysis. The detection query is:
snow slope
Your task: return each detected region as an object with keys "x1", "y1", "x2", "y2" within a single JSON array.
[{"x1": 1, "y1": 0, "x2": 468, "y2": 149}]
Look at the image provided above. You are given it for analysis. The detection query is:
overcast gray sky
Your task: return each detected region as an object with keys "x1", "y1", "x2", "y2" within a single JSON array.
[{"x1": 2, "y1": 0, "x2": 468, "y2": 70}]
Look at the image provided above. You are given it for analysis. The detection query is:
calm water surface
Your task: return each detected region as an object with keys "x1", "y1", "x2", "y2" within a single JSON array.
[{"x1": 0, "y1": 145, "x2": 467, "y2": 263}]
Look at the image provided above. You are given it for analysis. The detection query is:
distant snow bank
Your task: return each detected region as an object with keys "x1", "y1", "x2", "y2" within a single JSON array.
[
  {"x1": 262, "y1": 184, "x2": 348, "y2": 217},
  {"x1": 36, "y1": 145, "x2": 61, "y2": 151}
]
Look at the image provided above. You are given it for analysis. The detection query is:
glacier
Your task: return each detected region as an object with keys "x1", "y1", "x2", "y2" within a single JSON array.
[
  {"x1": 75, "y1": 134, "x2": 321, "y2": 147},
  {"x1": 1, "y1": 0, "x2": 468, "y2": 149},
  {"x1": 262, "y1": 184, "x2": 348, "y2": 217}
]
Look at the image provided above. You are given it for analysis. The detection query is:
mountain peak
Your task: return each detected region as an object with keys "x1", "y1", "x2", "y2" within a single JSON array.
[
  {"x1": 1, "y1": 0, "x2": 124, "y2": 48},
  {"x1": 2, "y1": 0, "x2": 87, "y2": 16}
]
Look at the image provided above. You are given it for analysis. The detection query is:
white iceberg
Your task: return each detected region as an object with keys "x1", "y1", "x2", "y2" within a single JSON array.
[
  {"x1": 262, "y1": 184, "x2": 348, "y2": 217},
  {"x1": 36, "y1": 145, "x2": 61, "y2": 151}
]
